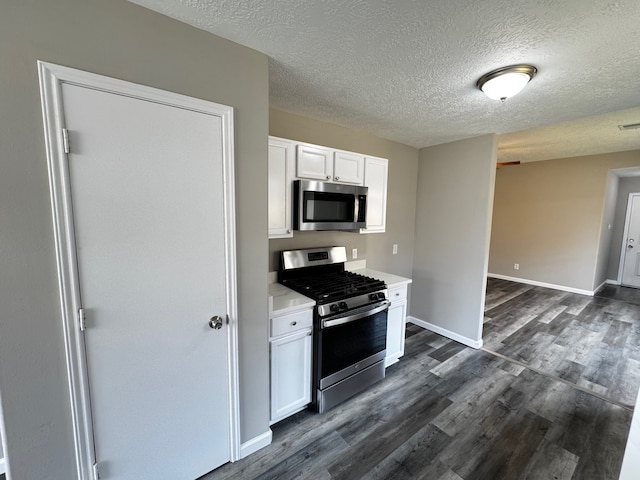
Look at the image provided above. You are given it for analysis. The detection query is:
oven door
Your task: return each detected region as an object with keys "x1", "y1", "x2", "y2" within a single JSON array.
[{"x1": 317, "y1": 302, "x2": 389, "y2": 389}]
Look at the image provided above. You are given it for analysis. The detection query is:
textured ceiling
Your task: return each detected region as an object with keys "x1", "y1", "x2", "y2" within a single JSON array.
[{"x1": 129, "y1": 0, "x2": 640, "y2": 162}]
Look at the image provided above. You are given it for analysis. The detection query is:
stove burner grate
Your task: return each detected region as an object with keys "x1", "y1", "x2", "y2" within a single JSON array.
[{"x1": 282, "y1": 271, "x2": 385, "y2": 303}]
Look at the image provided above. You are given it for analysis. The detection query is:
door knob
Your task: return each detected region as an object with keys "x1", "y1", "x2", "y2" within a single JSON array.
[{"x1": 209, "y1": 316, "x2": 223, "y2": 330}]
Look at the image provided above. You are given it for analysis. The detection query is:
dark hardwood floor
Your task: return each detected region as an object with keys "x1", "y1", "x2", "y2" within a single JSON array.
[
  {"x1": 201, "y1": 279, "x2": 640, "y2": 480},
  {"x1": 597, "y1": 284, "x2": 640, "y2": 306},
  {"x1": 485, "y1": 278, "x2": 640, "y2": 409}
]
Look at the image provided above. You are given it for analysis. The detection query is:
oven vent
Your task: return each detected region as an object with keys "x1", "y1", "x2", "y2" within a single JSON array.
[{"x1": 618, "y1": 122, "x2": 640, "y2": 131}]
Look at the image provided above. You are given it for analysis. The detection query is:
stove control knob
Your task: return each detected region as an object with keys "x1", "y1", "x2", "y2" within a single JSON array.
[
  {"x1": 377, "y1": 292, "x2": 386, "y2": 300},
  {"x1": 369, "y1": 293, "x2": 378, "y2": 301},
  {"x1": 330, "y1": 304, "x2": 340, "y2": 312},
  {"x1": 339, "y1": 302, "x2": 348, "y2": 310}
]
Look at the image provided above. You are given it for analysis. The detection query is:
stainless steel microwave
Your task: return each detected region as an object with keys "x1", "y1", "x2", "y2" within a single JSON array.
[{"x1": 293, "y1": 180, "x2": 368, "y2": 232}]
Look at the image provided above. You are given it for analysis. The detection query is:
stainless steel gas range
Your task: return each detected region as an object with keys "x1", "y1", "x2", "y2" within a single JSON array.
[{"x1": 279, "y1": 246, "x2": 389, "y2": 413}]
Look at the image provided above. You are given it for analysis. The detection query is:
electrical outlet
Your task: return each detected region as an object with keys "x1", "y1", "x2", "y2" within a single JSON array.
[
  {"x1": 514, "y1": 263, "x2": 520, "y2": 270},
  {"x1": 392, "y1": 244, "x2": 398, "y2": 255},
  {"x1": 352, "y1": 248, "x2": 358, "y2": 259}
]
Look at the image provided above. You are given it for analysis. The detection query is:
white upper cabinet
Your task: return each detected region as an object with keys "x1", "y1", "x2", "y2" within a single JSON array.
[
  {"x1": 296, "y1": 144, "x2": 333, "y2": 181},
  {"x1": 269, "y1": 136, "x2": 388, "y2": 235},
  {"x1": 333, "y1": 151, "x2": 365, "y2": 185},
  {"x1": 361, "y1": 156, "x2": 388, "y2": 233},
  {"x1": 268, "y1": 137, "x2": 295, "y2": 238},
  {"x1": 296, "y1": 143, "x2": 365, "y2": 185}
]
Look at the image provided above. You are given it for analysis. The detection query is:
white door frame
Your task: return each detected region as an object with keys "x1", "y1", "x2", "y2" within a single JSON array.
[
  {"x1": 37, "y1": 61, "x2": 241, "y2": 479},
  {"x1": 617, "y1": 192, "x2": 640, "y2": 285}
]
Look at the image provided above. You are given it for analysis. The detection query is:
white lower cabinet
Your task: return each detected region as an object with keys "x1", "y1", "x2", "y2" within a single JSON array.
[
  {"x1": 385, "y1": 285, "x2": 408, "y2": 367},
  {"x1": 270, "y1": 308, "x2": 313, "y2": 424}
]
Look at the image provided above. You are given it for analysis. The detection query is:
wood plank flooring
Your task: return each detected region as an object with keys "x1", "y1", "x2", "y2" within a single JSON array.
[
  {"x1": 485, "y1": 278, "x2": 640, "y2": 409},
  {"x1": 201, "y1": 280, "x2": 640, "y2": 480}
]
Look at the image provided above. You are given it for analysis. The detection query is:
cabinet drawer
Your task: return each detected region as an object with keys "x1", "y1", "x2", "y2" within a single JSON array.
[
  {"x1": 388, "y1": 285, "x2": 408, "y2": 302},
  {"x1": 271, "y1": 309, "x2": 313, "y2": 338}
]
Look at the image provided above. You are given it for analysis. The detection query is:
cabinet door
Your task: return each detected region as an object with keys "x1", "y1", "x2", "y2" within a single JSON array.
[
  {"x1": 268, "y1": 137, "x2": 294, "y2": 238},
  {"x1": 270, "y1": 329, "x2": 312, "y2": 423},
  {"x1": 296, "y1": 144, "x2": 333, "y2": 180},
  {"x1": 385, "y1": 299, "x2": 407, "y2": 367},
  {"x1": 333, "y1": 151, "x2": 364, "y2": 185},
  {"x1": 361, "y1": 156, "x2": 388, "y2": 233}
]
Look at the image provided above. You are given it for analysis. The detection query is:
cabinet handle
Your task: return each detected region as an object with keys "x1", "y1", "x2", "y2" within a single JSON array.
[
  {"x1": 395, "y1": 293, "x2": 400, "y2": 297},
  {"x1": 326, "y1": 175, "x2": 331, "y2": 180},
  {"x1": 335, "y1": 176, "x2": 340, "y2": 181},
  {"x1": 286, "y1": 229, "x2": 291, "y2": 234},
  {"x1": 307, "y1": 332, "x2": 312, "y2": 336},
  {"x1": 291, "y1": 321, "x2": 297, "y2": 326}
]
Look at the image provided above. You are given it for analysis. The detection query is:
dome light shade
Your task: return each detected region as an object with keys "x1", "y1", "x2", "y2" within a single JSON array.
[{"x1": 477, "y1": 65, "x2": 537, "y2": 101}]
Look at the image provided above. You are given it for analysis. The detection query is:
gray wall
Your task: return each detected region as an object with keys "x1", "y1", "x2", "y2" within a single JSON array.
[
  {"x1": 607, "y1": 176, "x2": 640, "y2": 280},
  {"x1": 594, "y1": 172, "x2": 619, "y2": 288},
  {"x1": 411, "y1": 135, "x2": 497, "y2": 344},
  {"x1": 269, "y1": 109, "x2": 419, "y2": 278},
  {"x1": 489, "y1": 150, "x2": 640, "y2": 292},
  {"x1": 0, "y1": 1, "x2": 269, "y2": 478}
]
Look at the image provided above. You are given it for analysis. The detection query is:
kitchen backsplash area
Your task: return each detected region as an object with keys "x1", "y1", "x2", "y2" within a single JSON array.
[{"x1": 269, "y1": 230, "x2": 367, "y2": 272}]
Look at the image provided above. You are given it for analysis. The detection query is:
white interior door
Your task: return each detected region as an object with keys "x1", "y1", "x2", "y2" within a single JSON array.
[
  {"x1": 621, "y1": 193, "x2": 640, "y2": 288},
  {"x1": 60, "y1": 81, "x2": 234, "y2": 479}
]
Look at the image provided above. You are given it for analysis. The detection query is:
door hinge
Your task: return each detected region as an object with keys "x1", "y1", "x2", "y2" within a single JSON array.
[
  {"x1": 92, "y1": 462, "x2": 100, "y2": 480},
  {"x1": 62, "y1": 128, "x2": 70, "y2": 154},
  {"x1": 78, "y1": 308, "x2": 87, "y2": 332}
]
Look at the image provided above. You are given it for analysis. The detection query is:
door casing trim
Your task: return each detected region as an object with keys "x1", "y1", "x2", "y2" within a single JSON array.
[
  {"x1": 618, "y1": 193, "x2": 640, "y2": 285},
  {"x1": 37, "y1": 60, "x2": 241, "y2": 479}
]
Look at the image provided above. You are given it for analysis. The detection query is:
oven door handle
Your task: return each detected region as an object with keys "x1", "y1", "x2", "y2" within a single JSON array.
[{"x1": 321, "y1": 301, "x2": 390, "y2": 329}]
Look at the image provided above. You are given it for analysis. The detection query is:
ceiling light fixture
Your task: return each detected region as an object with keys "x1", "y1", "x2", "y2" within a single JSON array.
[{"x1": 476, "y1": 64, "x2": 537, "y2": 102}]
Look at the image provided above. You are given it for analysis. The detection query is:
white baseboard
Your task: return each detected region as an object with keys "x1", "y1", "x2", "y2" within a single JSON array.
[
  {"x1": 0, "y1": 457, "x2": 5, "y2": 474},
  {"x1": 487, "y1": 273, "x2": 595, "y2": 296},
  {"x1": 239, "y1": 429, "x2": 272, "y2": 459},
  {"x1": 593, "y1": 280, "x2": 608, "y2": 294},
  {"x1": 407, "y1": 316, "x2": 483, "y2": 349},
  {"x1": 594, "y1": 278, "x2": 622, "y2": 292}
]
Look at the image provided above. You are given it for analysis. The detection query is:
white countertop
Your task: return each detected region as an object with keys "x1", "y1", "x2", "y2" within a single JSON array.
[
  {"x1": 350, "y1": 268, "x2": 413, "y2": 289},
  {"x1": 268, "y1": 282, "x2": 315, "y2": 317}
]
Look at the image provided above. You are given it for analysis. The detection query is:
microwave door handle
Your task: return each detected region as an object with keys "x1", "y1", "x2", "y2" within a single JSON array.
[
  {"x1": 356, "y1": 194, "x2": 366, "y2": 223},
  {"x1": 322, "y1": 301, "x2": 390, "y2": 329}
]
